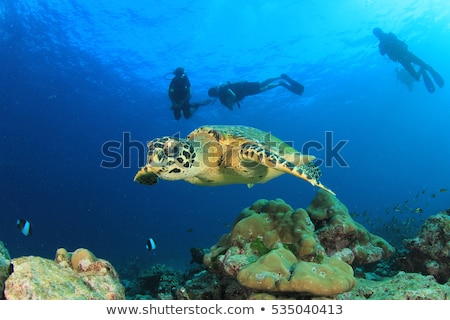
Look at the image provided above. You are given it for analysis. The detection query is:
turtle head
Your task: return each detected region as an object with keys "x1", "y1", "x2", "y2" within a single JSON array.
[{"x1": 134, "y1": 136, "x2": 198, "y2": 185}]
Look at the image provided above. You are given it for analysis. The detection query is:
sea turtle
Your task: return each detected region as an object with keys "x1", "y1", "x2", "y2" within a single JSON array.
[{"x1": 134, "y1": 125, "x2": 335, "y2": 195}]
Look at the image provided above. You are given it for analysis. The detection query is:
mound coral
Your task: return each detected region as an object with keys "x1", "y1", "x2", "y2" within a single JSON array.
[
  {"x1": 307, "y1": 190, "x2": 395, "y2": 265},
  {"x1": 204, "y1": 190, "x2": 394, "y2": 296},
  {"x1": 70, "y1": 248, "x2": 97, "y2": 271},
  {"x1": 237, "y1": 246, "x2": 355, "y2": 296}
]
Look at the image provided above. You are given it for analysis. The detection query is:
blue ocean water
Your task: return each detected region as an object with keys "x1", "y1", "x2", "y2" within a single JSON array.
[{"x1": 1, "y1": 0, "x2": 449, "y2": 272}]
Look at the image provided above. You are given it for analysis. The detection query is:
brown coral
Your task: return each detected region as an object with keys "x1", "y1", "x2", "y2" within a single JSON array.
[
  {"x1": 204, "y1": 191, "x2": 394, "y2": 296},
  {"x1": 307, "y1": 190, "x2": 395, "y2": 265},
  {"x1": 71, "y1": 248, "x2": 97, "y2": 271}
]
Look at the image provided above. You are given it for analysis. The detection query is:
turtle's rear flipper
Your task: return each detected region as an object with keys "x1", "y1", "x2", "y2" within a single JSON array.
[
  {"x1": 428, "y1": 68, "x2": 445, "y2": 88},
  {"x1": 421, "y1": 69, "x2": 435, "y2": 93}
]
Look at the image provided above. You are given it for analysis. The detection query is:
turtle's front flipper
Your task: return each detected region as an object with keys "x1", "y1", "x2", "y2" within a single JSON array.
[
  {"x1": 239, "y1": 143, "x2": 335, "y2": 195},
  {"x1": 295, "y1": 162, "x2": 335, "y2": 196},
  {"x1": 134, "y1": 168, "x2": 159, "y2": 185}
]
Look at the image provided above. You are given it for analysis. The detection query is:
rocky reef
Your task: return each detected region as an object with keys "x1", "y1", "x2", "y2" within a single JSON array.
[
  {"x1": 401, "y1": 212, "x2": 449, "y2": 284},
  {"x1": 3, "y1": 247, "x2": 124, "y2": 299}
]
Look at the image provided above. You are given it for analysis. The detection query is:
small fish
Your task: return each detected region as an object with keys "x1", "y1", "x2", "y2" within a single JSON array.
[
  {"x1": 17, "y1": 218, "x2": 32, "y2": 236},
  {"x1": 439, "y1": 188, "x2": 447, "y2": 193},
  {"x1": 431, "y1": 193, "x2": 436, "y2": 198},
  {"x1": 145, "y1": 238, "x2": 156, "y2": 251},
  {"x1": 414, "y1": 208, "x2": 423, "y2": 213},
  {"x1": 186, "y1": 228, "x2": 193, "y2": 233}
]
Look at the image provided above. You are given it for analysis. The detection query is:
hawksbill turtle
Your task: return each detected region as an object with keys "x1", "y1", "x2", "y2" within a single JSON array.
[{"x1": 134, "y1": 125, "x2": 335, "y2": 195}]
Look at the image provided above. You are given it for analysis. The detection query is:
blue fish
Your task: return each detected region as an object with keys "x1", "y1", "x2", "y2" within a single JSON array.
[
  {"x1": 146, "y1": 238, "x2": 156, "y2": 251},
  {"x1": 17, "y1": 219, "x2": 32, "y2": 236}
]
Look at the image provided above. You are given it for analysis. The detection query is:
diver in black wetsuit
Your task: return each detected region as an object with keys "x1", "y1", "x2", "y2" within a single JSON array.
[
  {"x1": 168, "y1": 67, "x2": 211, "y2": 120},
  {"x1": 373, "y1": 27, "x2": 444, "y2": 93},
  {"x1": 207, "y1": 74, "x2": 304, "y2": 110}
]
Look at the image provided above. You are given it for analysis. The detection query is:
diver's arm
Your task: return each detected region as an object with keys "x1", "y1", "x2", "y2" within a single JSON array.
[
  {"x1": 378, "y1": 43, "x2": 386, "y2": 56},
  {"x1": 225, "y1": 88, "x2": 236, "y2": 109}
]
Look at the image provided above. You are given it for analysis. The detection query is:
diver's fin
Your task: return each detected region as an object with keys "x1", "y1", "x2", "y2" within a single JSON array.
[
  {"x1": 280, "y1": 74, "x2": 305, "y2": 95},
  {"x1": 287, "y1": 82, "x2": 305, "y2": 95},
  {"x1": 421, "y1": 69, "x2": 435, "y2": 93},
  {"x1": 428, "y1": 68, "x2": 445, "y2": 88}
]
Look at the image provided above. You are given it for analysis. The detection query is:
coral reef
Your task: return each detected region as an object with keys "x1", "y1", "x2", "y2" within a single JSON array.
[
  {"x1": 306, "y1": 190, "x2": 395, "y2": 265},
  {"x1": 0, "y1": 241, "x2": 12, "y2": 298},
  {"x1": 401, "y1": 213, "x2": 450, "y2": 283},
  {"x1": 335, "y1": 271, "x2": 450, "y2": 300},
  {"x1": 123, "y1": 263, "x2": 449, "y2": 300},
  {"x1": 2, "y1": 192, "x2": 448, "y2": 300},
  {"x1": 132, "y1": 264, "x2": 184, "y2": 299},
  {"x1": 203, "y1": 191, "x2": 394, "y2": 296},
  {"x1": 123, "y1": 264, "x2": 253, "y2": 300},
  {"x1": 4, "y1": 247, "x2": 124, "y2": 300}
]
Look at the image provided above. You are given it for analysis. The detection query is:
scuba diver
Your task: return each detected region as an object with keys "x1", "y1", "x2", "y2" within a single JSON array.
[
  {"x1": 372, "y1": 27, "x2": 444, "y2": 93},
  {"x1": 167, "y1": 67, "x2": 211, "y2": 120},
  {"x1": 207, "y1": 74, "x2": 304, "y2": 110}
]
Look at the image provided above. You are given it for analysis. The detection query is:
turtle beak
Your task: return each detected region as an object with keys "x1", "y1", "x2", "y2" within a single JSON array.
[{"x1": 134, "y1": 167, "x2": 158, "y2": 185}]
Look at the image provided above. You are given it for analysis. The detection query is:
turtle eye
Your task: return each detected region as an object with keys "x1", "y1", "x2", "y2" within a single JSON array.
[{"x1": 164, "y1": 140, "x2": 182, "y2": 157}]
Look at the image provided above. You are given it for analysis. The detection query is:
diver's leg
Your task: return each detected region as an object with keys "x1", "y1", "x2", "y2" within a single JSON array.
[
  {"x1": 259, "y1": 83, "x2": 281, "y2": 92},
  {"x1": 182, "y1": 103, "x2": 197, "y2": 119},
  {"x1": 408, "y1": 53, "x2": 429, "y2": 69},
  {"x1": 259, "y1": 76, "x2": 282, "y2": 88},
  {"x1": 173, "y1": 108, "x2": 181, "y2": 120},
  {"x1": 409, "y1": 53, "x2": 444, "y2": 88},
  {"x1": 400, "y1": 61, "x2": 421, "y2": 81}
]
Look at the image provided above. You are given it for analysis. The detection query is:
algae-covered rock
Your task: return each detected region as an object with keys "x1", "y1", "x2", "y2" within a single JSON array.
[
  {"x1": 403, "y1": 213, "x2": 450, "y2": 283},
  {"x1": 335, "y1": 271, "x2": 450, "y2": 300},
  {"x1": 4, "y1": 249, "x2": 124, "y2": 300},
  {"x1": 0, "y1": 241, "x2": 12, "y2": 298}
]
